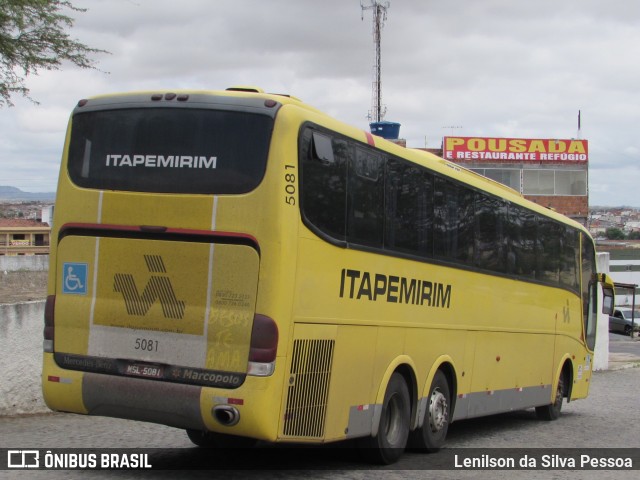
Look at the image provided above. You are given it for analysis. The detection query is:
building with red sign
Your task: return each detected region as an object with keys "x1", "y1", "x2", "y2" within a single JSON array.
[{"x1": 425, "y1": 136, "x2": 589, "y2": 226}]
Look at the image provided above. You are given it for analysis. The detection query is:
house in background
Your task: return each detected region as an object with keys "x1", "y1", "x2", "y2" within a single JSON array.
[{"x1": 0, "y1": 218, "x2": 50, "y2": 255}]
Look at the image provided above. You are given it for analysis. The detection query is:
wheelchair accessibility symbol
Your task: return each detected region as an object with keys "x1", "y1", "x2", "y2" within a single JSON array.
[{"x1": 63, "y1": 263, "x2": 88, "y2": 295}]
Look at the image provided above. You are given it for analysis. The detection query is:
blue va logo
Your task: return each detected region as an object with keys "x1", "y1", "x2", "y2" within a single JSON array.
[{"x1": 63, "y1": 263, "x2": 88, "y2": 295}]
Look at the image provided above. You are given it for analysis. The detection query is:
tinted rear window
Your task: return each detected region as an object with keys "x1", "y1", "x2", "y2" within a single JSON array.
[{"x1": 68, "y1": 108, "x2": 273, "y2": 194}]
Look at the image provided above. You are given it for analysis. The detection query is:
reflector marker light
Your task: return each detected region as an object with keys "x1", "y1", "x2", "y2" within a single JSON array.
[
  {"x1": 213, "y1": 396, "x2": 244, "y2": 406},
  {"x1": 48, "y1": 376, "x2": 72, "y2": 384}
]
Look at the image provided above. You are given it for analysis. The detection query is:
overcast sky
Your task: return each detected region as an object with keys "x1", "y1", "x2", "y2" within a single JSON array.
[{"x1": 1, "y1": 0, "x2": 639, "y2": 207}]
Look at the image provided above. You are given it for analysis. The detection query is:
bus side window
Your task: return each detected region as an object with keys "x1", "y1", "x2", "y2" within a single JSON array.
[
  {"x1": 474, "y1": 194, "x2": 506, "y2": 273},
  {"x1": 508, "y1": 208, "x2": 537, "y2": 279},
  {"x1": 312, "y1": 132, "x2": 335, "y2": 164},
  {"x1": 431, "y1": 177, "x2": 475, "y2": 264},
  {"x1": 385, "y1": 159, "x2": 433, "y2": 257},
  {"x1": 560, "y1": 227, "x2": 579, "y2": 291},
  {"x1": 581, "y1": 235, "x2": 597, "y2": 351},
  {"x1": 347, "y1": 147, "x2": 384, "y2": 248},
  {"x1": 538, "y1": 220, "x2": 561, "y2": 285},
  {"x1": 301, "y1": 129, "x2": 347, "y2": 242}
]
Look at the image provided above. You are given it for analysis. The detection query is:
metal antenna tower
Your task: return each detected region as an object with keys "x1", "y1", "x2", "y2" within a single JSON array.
[{"x1": 362, "y1": 1, "x2": 390, "y2": 123}]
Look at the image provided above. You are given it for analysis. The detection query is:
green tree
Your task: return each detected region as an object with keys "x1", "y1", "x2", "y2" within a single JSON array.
[
  {"x1": 605, "y1": 227, "x2": 626, "y2": 240},
  {"x1": 0, "y1": 0, "x2": 106, "y2": 106}
]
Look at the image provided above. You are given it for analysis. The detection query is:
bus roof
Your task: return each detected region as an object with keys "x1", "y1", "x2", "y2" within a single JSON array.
[{"x1": 79, "y1": 87, "x2": 589, "y2": 236}]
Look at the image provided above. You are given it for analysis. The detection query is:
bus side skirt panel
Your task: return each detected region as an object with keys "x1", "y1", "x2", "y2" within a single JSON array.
[{"x1": 452, "y1": 385, "x2": 553, "y2": 422}]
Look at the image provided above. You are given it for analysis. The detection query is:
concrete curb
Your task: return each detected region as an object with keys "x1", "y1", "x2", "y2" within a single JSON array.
[{"x1": 607, "y1": 352, "x2": 640, "y2": 371}]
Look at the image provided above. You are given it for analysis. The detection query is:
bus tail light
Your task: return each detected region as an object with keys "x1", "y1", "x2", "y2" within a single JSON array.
[
  {"x1": 44, "y1": 295, "x2": 56, "y2": 353},
  {"x1": 247, "y1": 314, "x2": 278, "y2": 377}
]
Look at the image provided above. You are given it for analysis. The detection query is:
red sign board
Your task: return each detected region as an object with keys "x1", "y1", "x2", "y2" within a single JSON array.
[{"x1": 443, "y1": 137, "x2": 588, "y2": 163}]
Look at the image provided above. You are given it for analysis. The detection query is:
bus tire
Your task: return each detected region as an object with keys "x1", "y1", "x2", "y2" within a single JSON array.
[
  {"x1": 186, "y1": 429, "x2": 257, "y2": 448},
  {"x1": 358, "y1": 372, "x2": 411, "y2": 465},
  {"x1": 535, "y1": 371, "x2": 565, "y2": 421},
  {"x1": 408, "y1": 370, "x2": 450, "y2": 452}
]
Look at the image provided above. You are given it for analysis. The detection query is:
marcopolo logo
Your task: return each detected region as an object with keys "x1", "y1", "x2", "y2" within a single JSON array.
[{"x1": 114, "y1": 255, "x2": 185, "y2": 319}]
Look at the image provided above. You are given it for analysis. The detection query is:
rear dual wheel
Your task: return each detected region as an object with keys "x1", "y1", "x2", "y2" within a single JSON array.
[
  {"x1": 359, "y1": 372, "x2": 411, "y2": 465},
  {"x1": 408, "y1": 370, "x2": 450, "y2": 452}
]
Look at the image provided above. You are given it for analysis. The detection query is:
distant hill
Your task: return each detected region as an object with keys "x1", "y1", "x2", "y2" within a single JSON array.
[{"x1": 0, "y1": 186, "x2": 55, "y2": 202}]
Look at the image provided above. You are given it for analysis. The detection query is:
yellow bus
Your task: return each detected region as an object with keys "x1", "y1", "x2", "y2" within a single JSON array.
[{"x1": 42, "y1": 87, "x2": 614, "y2": 464}]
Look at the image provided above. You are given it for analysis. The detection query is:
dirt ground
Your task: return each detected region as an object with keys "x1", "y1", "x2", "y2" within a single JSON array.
[{"x1": 0, "y1": 271, "x2": 49, "y2": 304}]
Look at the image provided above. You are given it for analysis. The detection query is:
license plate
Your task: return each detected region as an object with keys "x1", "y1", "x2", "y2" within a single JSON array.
[{"x1": 125, "y1": 363, "x2": 164, "y2": 379}]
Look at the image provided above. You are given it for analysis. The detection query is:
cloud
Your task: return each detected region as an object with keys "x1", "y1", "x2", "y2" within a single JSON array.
[{"x1": 0, "y1": 0, "x2": 639, "y2": 206}]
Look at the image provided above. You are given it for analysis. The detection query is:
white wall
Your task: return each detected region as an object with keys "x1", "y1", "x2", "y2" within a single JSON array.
[
  {"x1": 0, "y1": 301, "x2": 49, "y2": 415},
  {"x1": 0, "y1": 255, "x2": 49, "y2": 272}
]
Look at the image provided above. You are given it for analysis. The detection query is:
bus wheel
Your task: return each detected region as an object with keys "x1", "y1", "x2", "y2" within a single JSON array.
[
  {"x1": 409, "y1": 370, "x2": 450, "y2": 452},
  {"x1": 358, "y1": 372, "x2": 411, "y2": 465},
  {"x1": 536, "y1": 371, "x2": 565, "y2": 421},
  {"x1": 186, "y1": 429, "x2": 257, "y2": 448}
]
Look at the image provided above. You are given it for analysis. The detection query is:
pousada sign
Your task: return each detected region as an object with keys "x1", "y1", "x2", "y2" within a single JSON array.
[{"x1": 443, "y1": 137, "x2": 588, "y2": 163}]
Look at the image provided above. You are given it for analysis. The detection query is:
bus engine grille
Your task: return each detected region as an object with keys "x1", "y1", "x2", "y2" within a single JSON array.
[{"x1": 283, "y1": 339, "x2": 335, "y2": 438}]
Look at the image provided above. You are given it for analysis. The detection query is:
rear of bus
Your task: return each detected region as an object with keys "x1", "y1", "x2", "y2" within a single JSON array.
[{"x1": 42, "y1": 89, "x2": 295, "y2": 443}]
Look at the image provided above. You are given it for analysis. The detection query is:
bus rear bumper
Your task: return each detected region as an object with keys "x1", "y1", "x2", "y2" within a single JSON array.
[
  {"x1": 42, "y1": 353, "x2": 284, "y2": 441},
  {"x1": 82, "y1": 373, "x2": 206, "y2": 430},
  {"x1": 43, "y1": 353, "x2": 206, "y2": 430}
]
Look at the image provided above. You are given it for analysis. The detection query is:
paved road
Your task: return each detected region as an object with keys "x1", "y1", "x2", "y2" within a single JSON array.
[
  {"x1": 610, "y1": 331, "x2": 640, "y2": 357},
  {"x1": 1, "y1": 366, "x2": 639, "y2": 479}
]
